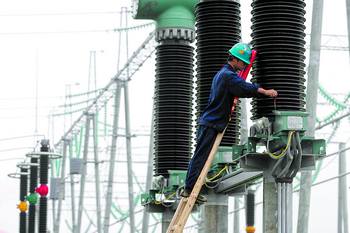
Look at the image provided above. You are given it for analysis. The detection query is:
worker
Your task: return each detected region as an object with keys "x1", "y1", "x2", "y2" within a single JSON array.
[{"x1": 181, "y1": 42, "x2": 278, "y2": 202}]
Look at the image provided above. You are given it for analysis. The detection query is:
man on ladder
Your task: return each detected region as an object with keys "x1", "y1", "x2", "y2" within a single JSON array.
[
  {"x1": 167, "y1": 42, "x2": 278, "y2": 233},
  {"x1": 181, "y1": 42, "x2": 278, "y2": 203}
]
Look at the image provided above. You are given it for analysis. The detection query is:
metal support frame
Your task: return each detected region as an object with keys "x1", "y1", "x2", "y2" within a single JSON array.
[
  {"x1": 77, "y1": 114, "x2": 92, "y2": 233},
  {"x1": 54, "y1": 138, "x2": 69, "y2": 233},
  {"x1": 142, "y1": 107, "x2": 155, "y2": 233},
  {"x1": 123, "y1": 7, "x2": 136, "y2": 232},
  {"x1": 51, "y1": 8, "x2": 156, "y2": 233},
  {"x1": 92, "y1": 114, "x2": 103, "y2": 233},
  {"x1": 103, "y1": 80, "x2": 122, "y2": 233},
  {"x1": 277, "y1": 183, "x2": 293, "y2": 233},
  {"x1": 346, "y1": 0, "x2": 350, "y2": 58},
  {"x1": 233, "y1": 98, "x2": 248, "y2": 233},
  {"x1": 69, "y1": 142, "x2": 77, "y2": 233},
  {"x1": 298, "y1": 0, "x2": 324, "y2": 232},
  {"x1": 123, "y1": 79, "x2": 136, "y2": 233},
  {"x1": 338, "y1": 142, "x2": 349, "y2": 233},
  {"x1": 215, "y1": 169, "x2": 262, "y2": 194}
]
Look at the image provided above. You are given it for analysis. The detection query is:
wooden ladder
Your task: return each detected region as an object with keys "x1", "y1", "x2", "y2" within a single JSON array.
[{"x1": 166, "y1": 130, "x2": 226, "y2": 233}]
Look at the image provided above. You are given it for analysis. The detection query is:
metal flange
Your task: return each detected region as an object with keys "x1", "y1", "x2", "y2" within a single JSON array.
[
  {"x1": 16, "y1": 162, "x2": 31, "y2": 169},
  {"x1": 26, "y1": 151, "x2": 62, "y2": 159},
  {"x1": 8, "y1": 172, "x2": 29, "y2": 179},
  {"x1": 156, "y1": 28, "x2": 195, "y2": 42}
]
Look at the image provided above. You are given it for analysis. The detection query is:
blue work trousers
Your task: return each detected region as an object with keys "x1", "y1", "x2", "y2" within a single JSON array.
[{"x1": 185, "y1": 125, "x2": 218, "y2": 190}]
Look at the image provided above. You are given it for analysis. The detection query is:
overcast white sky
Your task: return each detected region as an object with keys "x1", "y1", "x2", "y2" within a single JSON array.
[{"x1": 0, "y1": 0, "x2": 350, "y2": 232}]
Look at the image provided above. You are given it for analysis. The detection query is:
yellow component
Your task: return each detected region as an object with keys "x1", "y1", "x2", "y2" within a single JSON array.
[
  {"x1": 267, "y1": 131, "x2": 295, "y2": 159},
  {"x1": 207, "y1": 165, "x2": 228, "y2": 181},
  {"x1": 17, "y1": 201, "x2": 28, "y2": 212},
  {"x1": 246, "y1": 226, "x2": 256, "y2": 233},
  {"x1": 165, "y1": 192, "x2": 176, "y2": 200}
]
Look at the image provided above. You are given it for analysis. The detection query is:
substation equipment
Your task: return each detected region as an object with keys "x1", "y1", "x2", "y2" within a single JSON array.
[{"x1": 134, "y1": 0, "x2": 326, "y2": 233}]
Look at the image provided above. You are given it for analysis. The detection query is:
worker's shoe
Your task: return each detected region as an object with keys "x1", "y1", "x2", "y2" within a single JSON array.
[{"x1": 180, "y1": 188, "x2": 207, "y2": 203}]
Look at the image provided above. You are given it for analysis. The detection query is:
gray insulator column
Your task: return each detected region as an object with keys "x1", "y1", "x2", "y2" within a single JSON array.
[
  {"x1": 19, "y1": 167, "x2": 28, "y2": 233},
  {"x1": 38, "y1": 140, "x2": 50, "y2": 233},
  {"x1": 153, "y1": 28, "x2": 195, "y2": 232},
  {"x1": 28, "y1": 158, "x2": 38, "y2": 233},
  {"x1": 153, "y1": 30, "x2": 195, "y2": 177},
  {"x1": 195, "y1": 0, "x2": 242, "y2": 146},
  {"x1": 246, "y1": 190, "x2": 255, "y2": 229},
  {"x1": 250, "y1": 0, "x2": 307, "y2": 120}
]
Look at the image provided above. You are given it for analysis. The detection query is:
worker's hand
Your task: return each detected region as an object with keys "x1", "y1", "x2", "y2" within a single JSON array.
[
  {"x1": 264, "y1": 89, "x2": 278, "y2": 98},
  {"x1": 257, "y1": 88, "x2": 278, "y2": 97}
]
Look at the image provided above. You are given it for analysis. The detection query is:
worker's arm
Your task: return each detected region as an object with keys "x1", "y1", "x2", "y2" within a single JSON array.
[
  {"x1": 227, "y1": 74, "x2": 260, "y2": 97},
  {"x1": 227, "y1": 73, "x2": 278, "y2": 98}
]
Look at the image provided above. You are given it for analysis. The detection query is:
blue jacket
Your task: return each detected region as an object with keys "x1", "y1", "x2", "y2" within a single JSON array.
[{"x1": 199, "y1": 63, "x2": 260, "y2": 132}]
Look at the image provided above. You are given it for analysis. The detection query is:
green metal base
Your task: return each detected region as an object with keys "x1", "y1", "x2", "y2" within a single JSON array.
[
  {"x1": 141, "y1": 170, "x2": 186, "y2": 212},
  {"x1": 133, "y1": 0, "x2": 199, "y2": 29},
  {"x1": 273, "y1": 110, "x2": 308, "y2": 135}
]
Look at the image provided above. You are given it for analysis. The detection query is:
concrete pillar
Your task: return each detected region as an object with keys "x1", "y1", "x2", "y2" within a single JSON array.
[
  {"x1": 234, "y1": 197, "x2": 241, "y2": 233},
  {"x1": 263, "y1": 175, "x2": 278, "y2": 233},
  {"x1": 162, "y1": 208, "x2": 174, "y2": 233},
  {"x1": 202, "y1": 190, "x2": 228, "y2": 233}
]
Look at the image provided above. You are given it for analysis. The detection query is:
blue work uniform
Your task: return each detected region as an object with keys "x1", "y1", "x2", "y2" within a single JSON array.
[{"x1": 185, "y1": 63, "x2": 260, "y2": 191}]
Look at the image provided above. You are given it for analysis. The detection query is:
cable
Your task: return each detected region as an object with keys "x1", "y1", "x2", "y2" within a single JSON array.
[
  {"x1": 207, "y1": 165, "x2": 228, "y2": 181},
  {"x1": 204, "y1": 165, "x2": 230, "y2": 188},
  {"x1": 266, "y1": 131, "x2": 295, "y2": 159}
]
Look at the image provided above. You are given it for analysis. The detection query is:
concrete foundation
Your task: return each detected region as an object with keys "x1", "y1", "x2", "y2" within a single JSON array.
[
  {"x1": 202, "y1": 190, "x2": 228, "y2": 233},
  {"x1": 263, "y1": 176, "x2": 278, "y2": 233}
]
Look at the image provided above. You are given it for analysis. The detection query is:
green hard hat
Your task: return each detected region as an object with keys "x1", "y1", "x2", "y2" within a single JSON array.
[{"x1": 228, "y1": 43, "x2": 252, "y2": 64}]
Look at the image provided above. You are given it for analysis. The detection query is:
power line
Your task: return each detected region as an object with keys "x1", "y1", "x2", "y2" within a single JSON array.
[
  {"x1": 0, "y1": 134, "x2": 44, "y2": 142},
  {"x1": 0, "y1": 23, "x2": 154, "y2": 36},
  {"x1": 0, "y1": 10, "x2": 132, "y2": 17},
  {"x1": 316, "y1": 111, "x2": 350, "y2": 130},
  {"x1": 311, "y1": 171, "x2": 350, "y2": 188},
  {"x1": 0, "y1": 157, "x2": 24, "y2": 162},
  {"x1": 0, "y1": 96, "x2": 63, "y2": 101},
  {"x1": 0, "y1": 28, "x2": 117, "y2": 35},
  {"x1": 0, "y1": 147, "x2": 33, "y2": 153},
  {"x1": 321, "y1": 146, "x2": 350, "y2": 159}
]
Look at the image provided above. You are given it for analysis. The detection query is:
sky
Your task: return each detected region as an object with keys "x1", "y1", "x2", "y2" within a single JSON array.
[{"x1": 0, "y1": 0, "x2": 349, "y2": 232}]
